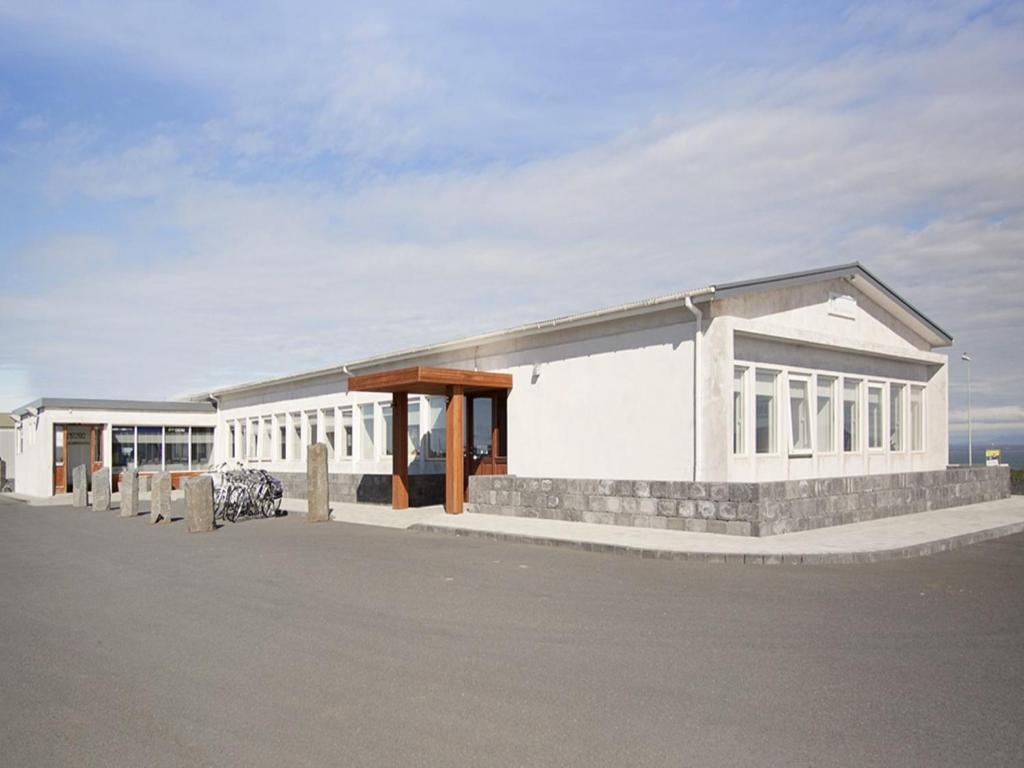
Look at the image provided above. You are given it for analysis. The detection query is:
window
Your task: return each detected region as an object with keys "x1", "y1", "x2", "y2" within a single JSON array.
[
  {"x1": 54, "y1": 425, "x2": 65, "y2": 465},
  {"x1": 788, "y1": 377, "x2": 811, "y2": 453},
  {"x1": 228, "y1": 423, "x2": 237, "y2": 460},
  {"x1": 340, "y1": 407, "x2": 353, "y2": 459},
  {"x1": 732, "y1": 367, "x2": 746, "y2": 454},
  {"x1": 426, "y1": 396, "x2": 446, "y2": 458},
  {"x1": 472, "y1": 397, "x2": 493, "y2": 456},
  {"x1": 359, "y1": 404, "x2": 375, "y2": 460},
  {"x1": 165, "y1": 427, "x2": 190, "y2": 470},
  {"x1": 138, "y1": 427, "x2": 163, "y2": 469},
  {"x1": 112, "y1": 426, "x2": 134, "y2": 468},
  {"x1": 408, "y1": 400, "x2": 420, "y2": 457},
  {"x1": 306, "y1": 411, "x2": 318, "y2": 446},
  {"x1": 289, "y1": 413, "x2": 301, "y2": 460},
  {"x1": 889, "y1": 384, "x2": 905, "y2": 451},
  {"x1": 93, "y1": 428, "x2": 103, "y2": 463},
  {"x1": 239, "y1": 422, "x2": 247, "y2": 461},
  {"x1": 260, "y1": 418, "x2": 272, "y2": 460},
  {"x1": 276, "y1": 415, "x2": 287, "y2": 460},
  {"x1": 382, "y1": 403, "x2": 393, "y2": 457},
  {"x1": 247, "y1": 419, "x2": 258, "y2": 460},
  {"x1": 323, "y1": 409, "x2": 335, "y2": 457},
  {"x1": 816, "y1": 376, "x2": 836, "y2": 453},
  {"x1": 191, "y1": 427, "x2": 214, "y2": 469},
  {"x1": 843, "y1": 379, "x2": 860, "y2": 452},
  {"x1": 910, "y1": 386, "x2": 925, "y2": 451},
  {"x1": 755, "y1": 371, "x2": 777, "y2": 454},
  {"x1": 867, "y1": 384, "x2": 883, "y2": 449}
]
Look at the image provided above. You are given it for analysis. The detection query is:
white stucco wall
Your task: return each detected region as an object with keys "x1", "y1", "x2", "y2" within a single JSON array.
[{"x1": 13, "y1": 408, "x2": 216, "y2": 497}]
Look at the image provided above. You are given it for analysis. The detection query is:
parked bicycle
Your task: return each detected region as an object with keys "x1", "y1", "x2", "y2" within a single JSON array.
[{"x1": 211, "y1": 463, "x2": 284, "y2": 523}]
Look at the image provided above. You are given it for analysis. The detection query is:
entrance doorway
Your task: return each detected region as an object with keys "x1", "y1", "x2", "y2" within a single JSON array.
[{"x1": 54, "y1": 424, "x2": 104, "y2": 493}]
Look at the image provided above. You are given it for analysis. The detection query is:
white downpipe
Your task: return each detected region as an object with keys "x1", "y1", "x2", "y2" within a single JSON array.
[{"x1": 684, "y1": 296, "x2": 703, "y2": 482}]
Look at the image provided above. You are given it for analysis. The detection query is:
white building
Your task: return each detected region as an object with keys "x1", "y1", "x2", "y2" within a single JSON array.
[{"x1": 15, "y1": 263, "x2": 999, "y2": 535}]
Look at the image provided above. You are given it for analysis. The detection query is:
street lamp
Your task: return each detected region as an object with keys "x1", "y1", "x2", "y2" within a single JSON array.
[{"x1": 961, "y1": 353, "x2": 972, "y2": 466}]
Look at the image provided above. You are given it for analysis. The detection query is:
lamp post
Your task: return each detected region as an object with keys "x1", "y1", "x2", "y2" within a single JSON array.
[{"x1": 961, "y1": 353, "x2": 972, "y2": 466}]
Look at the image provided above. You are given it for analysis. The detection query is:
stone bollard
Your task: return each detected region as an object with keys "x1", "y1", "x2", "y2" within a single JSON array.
[
  {"x1": 185, "y1": 476, "x2": 215, "y2": 533},
  {"x1": 92, "y1": 468, "x2": 111, "y2": 512},
  {"x1": 139, "y1": 474, "x2": 151, "y2": 494},
  {"x1": 120, "y1": 468, "x2": 139, "y2": 518},
  {"x1": 150, "y1": 471, "x2": 172, "y2": 524},
  {"x1": 306, "y1": 442, "x2": 330, "y2": 523},
  {"x1": 72, "y1": 465, "x2": 88, "y2": 508}
]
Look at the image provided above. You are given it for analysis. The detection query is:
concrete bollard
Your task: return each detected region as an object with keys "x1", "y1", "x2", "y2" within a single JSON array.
[
  {"x1": 150, "y1": 471, "x2": 172, "y2": 524},
  {"x1": 185, "y1": 476, "x2": 215, "y2": 533},
  {"x1": 139, "y1": 474, "x2": 151, "y2": 494},
  {"x1": 72, "y1": 465, "x2": 88, "y2": 508},
  {"x1": 306, "y1": 442, "x2": 330, "y2": 523},
  {"x1": 92, "y1": 468, "x2": 111, "y2": 511},
  {"x1": 120, "y1": 468, "x2": 139, "y2": 518}
]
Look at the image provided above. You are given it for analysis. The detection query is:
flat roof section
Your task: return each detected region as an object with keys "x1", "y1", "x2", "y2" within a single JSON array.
[
  {"x1": 347, "y1": 367, "x2": 513, "y2": 396},
  {"x1": 12, "y1": 398, "x2": 216, "y2": 418}
]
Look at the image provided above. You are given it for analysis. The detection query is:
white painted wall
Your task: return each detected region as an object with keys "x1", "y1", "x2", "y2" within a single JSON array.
[
  {"x1": 13, "y1": 408, "x2": 216, "y2": 497},
  {"x1": 0, "y1": 428, "x2": 14, "y2": 485}
]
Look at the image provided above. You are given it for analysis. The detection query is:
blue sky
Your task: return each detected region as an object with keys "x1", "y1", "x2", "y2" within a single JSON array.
[{"x1": 1, "y1": 0, "x2": 1022, "y2": 439}]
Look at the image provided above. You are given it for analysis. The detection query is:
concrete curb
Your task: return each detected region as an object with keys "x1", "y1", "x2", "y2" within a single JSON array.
[{"x1": 409, "y1": 520, "x2": 1024, "y2": 565}]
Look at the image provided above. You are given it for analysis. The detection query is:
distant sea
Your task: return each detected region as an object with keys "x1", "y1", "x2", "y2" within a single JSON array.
[{"x1": 949, "y1": 444, "x2": 1024, "y2": 470}]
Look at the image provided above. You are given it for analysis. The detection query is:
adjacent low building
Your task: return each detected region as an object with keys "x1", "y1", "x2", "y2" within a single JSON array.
[{"x1": 10, "y1": 263, "x2": 1009, "y2": 534}]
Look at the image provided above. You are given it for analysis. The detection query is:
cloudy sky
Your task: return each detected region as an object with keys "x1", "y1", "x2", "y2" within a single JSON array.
[{"x1": 0, "y1": 1, "x2": 1021, "y2": 440}]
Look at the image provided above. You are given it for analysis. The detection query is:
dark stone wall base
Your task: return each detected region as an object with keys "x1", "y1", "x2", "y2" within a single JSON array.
[
  {"x1": 466, "y1": 466, "x2": 1011, "y2": 537},
  {"x1": 276, "y1": 472, "x2": 444, "y2": 507}
]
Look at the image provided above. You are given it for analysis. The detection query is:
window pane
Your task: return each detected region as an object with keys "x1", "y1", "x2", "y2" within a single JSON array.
[
  {"x1": 260, "y1": 419, "x2": 272, "y2": 460},
  {"x1": 340, "y1": 407, "x2": 353, "y2": 458},
  {"x1": 360, "y1": 404, "x2": 375, "y2": 460},
  {"x1": 843, "y1": 379, "x2": 860, "y2": 452},
  {"x1": 323, "y1": 409, "x2": 335, "y2": 455},
  {"x1": 138, "y1": 427, "x2": 163, "y2": 469},
  {"x1": 789, "y1": 378, "x2": 811, "y2": 452},
  {"x1": 408, "y1": 401, "x2": 420, "y2": 456},
  {"x1": 733, "y1": 368, "x2": 745, "y2": 454},
  {"x1": 306, "y1": 411, "x2": 318, "y2": 446},
  {"x1": 289, "y1": 413, "x2": 301, "y2": 459},
  {"x1": 382, "y1": 404, "x2": 393, "y2": 457},
  {"x1": 191, "y1": 427, "x2": 214, "y2": 469},
  {"x1": 165, "y1": 427, "x2": 189, "y2": 470},
  {"x1": 755, "y1": 371, "x2": 777, "y2": 454},
  {"x1": 276, "y1": 415, "x2": 286, "y2": 460},
  {"x1": 93, "y1": 428, "x2": 103, "y2": 463},
  {"x1": 867, "y1": 386, "x2": 883, "y2": 449},
  {"x1": 239, "y1": 422, "x2": 247, "y2": 460},
  {"x1": 113, "y1": 426, "x2": 135, "y2": 468},
  {"x1": 247, "y1": 419, "x2": 258, "y2": 459},
  {"x1": 54, "y1": 425, "x2": 65, "y2": 464},
  {"x1": 890, "y1": 384, "x2": 904, "y2": 451},
  {"x1": 817, "y1": 377, "x2": 835, "y2": 452},
  {"x1": 472, "y1": 398, "x2": 492, "y2": 456},
  {"x1": 426, "y1": 396, "x2": 446, "y2": 458},
  {"x1": 911, "y1": 387, "x2": 924, "y2": 451}
]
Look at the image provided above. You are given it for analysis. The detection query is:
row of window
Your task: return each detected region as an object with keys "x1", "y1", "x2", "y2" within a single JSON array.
[
  {"x1": 226, "y1": 397, "x2": 455, "y2": 464},
  {"x1": 733, "y1": 367, "x2": 925, "y2": 457},
  {"x1": 111, "y1": 426, "x2": 215, "y2": 470}
]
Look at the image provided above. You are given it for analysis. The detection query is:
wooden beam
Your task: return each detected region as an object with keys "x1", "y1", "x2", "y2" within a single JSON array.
[
  {"x1": 348, "y1": 366, "x2": 513, "y2": 395},
  {"x1": 445, "y1": 385, "x2": 465, "y2": 514},
  {"x1": 392, "y1": 392, "x2": 409, "y2": 509}
]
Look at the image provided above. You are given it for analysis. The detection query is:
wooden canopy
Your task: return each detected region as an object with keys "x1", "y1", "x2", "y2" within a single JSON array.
[
  {"x1": 346, "y1": 366, "x2": 513, "y2": 396},
  {"x1": 347, "y1": 366, "x2": 512, "y2": 514}
]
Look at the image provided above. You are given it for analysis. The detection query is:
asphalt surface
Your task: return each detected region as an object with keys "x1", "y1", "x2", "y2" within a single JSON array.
[{"x1": 1, "y1": 495, "x2": 1022, "y2": 767}]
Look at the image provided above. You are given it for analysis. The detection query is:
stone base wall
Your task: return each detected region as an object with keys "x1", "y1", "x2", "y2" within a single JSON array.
[
  {"x1": 276, "y1": 471, "x2": 444, "y2": 507},
  {"x1": 466, "y1": 466, "x2": 1011, "y2": 537}
]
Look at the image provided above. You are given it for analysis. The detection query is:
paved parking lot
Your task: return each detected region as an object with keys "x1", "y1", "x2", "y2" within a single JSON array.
[{"x1": 1, "y1": 496, "x2": 1022, "y2": 767}]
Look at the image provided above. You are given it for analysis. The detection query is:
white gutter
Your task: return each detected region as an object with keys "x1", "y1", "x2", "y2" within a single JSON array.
[{"x1": 684, "y1": 296, "x2": 703, "y2": 482}]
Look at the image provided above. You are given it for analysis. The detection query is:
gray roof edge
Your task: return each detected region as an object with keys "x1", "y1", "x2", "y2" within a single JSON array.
[
  {"x1": 11, "y1": 397, "x2": 216, "y2": 417},
  {"x1": 713, "y1": 262, "x2": 953, "y2": 345}
]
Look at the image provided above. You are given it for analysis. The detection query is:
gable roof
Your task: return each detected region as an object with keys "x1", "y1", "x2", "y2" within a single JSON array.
[{"x1": 192, "y1": 262, "x2": 950, "y2": 400}]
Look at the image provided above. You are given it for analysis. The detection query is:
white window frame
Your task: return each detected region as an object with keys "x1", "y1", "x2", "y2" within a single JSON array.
[
  {"x1": 381, "y1": 401, "x2": 393, "y2": 458},
  {"x1": 754, "y1": 368, "x2": 780, "y2": 456},
  {"x1": 732, "y1": 366, "x2": 747, "y2": 456},
  {"x1": 339, "y1": 406, "x2": 353, "y2": 460},
  {"x1": 910, "y1": 385, "x2": 926, "y2": 453},
  {"x1": 815, "y1": 375, "x2": 837, "y2": 455},
  {"x1": 842, "y1": 377, "x2": 862, "y2": 453},
  {"x1": 359, "y1": 402, "x2": 376, "y2": 461},
  {"x1": 786, "y1": 372, "x2": 813, "y2": 456},
  {"x1": 889, "y1": 383, "x2": 906, "y2": 453},
  {"x1": 866, "y1": 382, "x2": 885, "y2": 451}
]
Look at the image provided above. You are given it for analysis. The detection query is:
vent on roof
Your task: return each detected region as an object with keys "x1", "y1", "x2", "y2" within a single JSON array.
[{"x1": 829, "y1": 292, "x2": 857, "y2": 320}]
